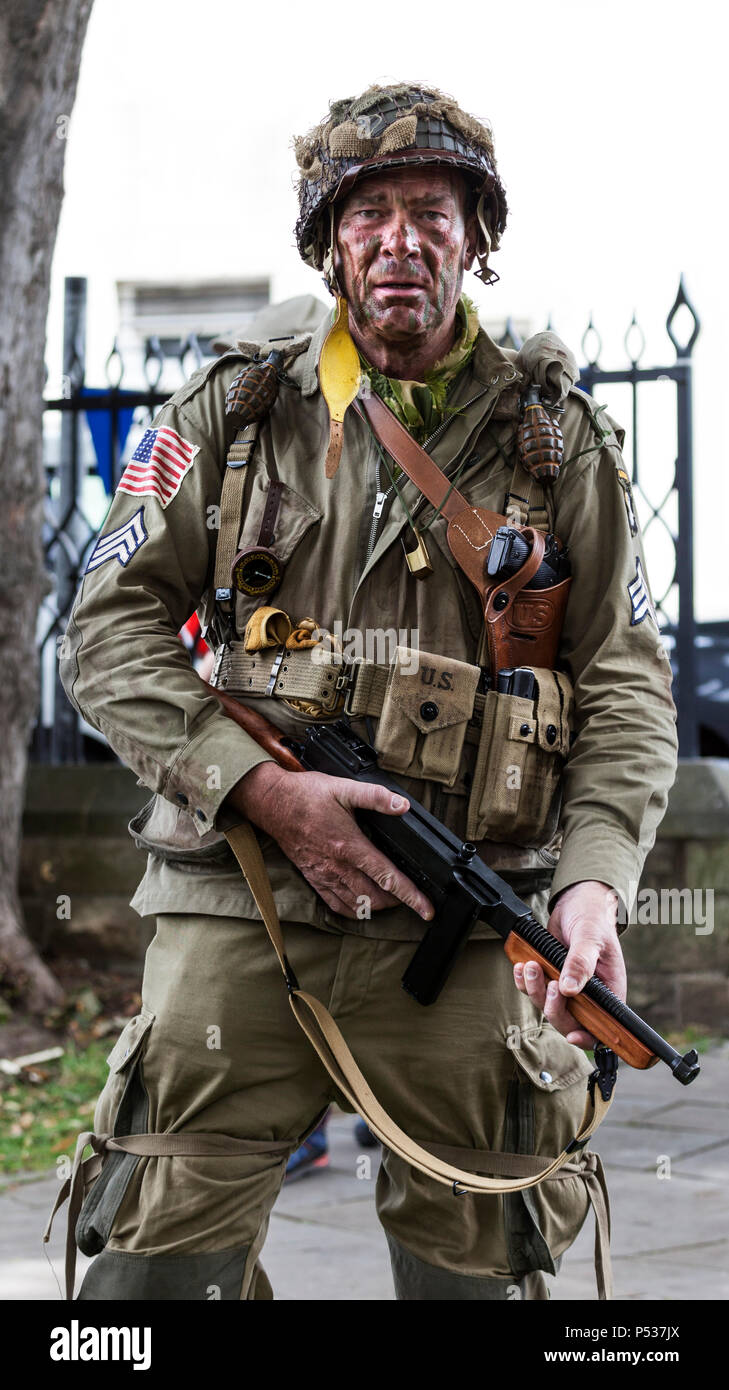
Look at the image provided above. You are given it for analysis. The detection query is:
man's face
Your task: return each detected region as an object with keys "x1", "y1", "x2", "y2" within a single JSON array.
[{"x1": 333, "y1": 166, "x2": 476, "y2": 347}]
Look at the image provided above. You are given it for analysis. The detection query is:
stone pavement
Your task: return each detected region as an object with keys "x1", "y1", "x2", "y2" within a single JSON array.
[{"x1": 1, "y1": 1042, "x2": 727, "y2": 1302}]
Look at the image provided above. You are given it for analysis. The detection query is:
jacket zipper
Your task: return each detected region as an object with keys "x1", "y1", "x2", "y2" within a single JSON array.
[
  {"x1": 363, "y1": 386, "x2": 493, "y2": 565},
  {"x1": 366, "y1": 455, "x2": 389, "y2": 564}
]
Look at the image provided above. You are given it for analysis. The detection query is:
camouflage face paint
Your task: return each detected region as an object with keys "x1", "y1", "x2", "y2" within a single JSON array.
[{"x1": 333, "y1": 167, "x2": 471, "y2": 378}]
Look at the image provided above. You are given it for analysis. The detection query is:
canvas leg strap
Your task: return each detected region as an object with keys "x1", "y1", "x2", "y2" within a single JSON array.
[
  {"x1": 423, "y1": 1141, "x2": 612, "y2": 1301},
  {"x1": 44, "y1": 1127, "x2": 293, "y2": 1301}
]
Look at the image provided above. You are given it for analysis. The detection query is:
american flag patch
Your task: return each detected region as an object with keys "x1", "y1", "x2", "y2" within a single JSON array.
[
  {"x1": 118, "y1": 426, "x2": 199, "y2": 507},
  {"x1": 86, "y1": 508, "x2": 148, "y2": 573},
  {"x1": 628, "y1": 557, "x2": 657, "y2": 627}
]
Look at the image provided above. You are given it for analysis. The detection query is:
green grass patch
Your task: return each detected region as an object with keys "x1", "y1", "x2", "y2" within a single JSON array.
[
  {"x1": 0, "y1": 1040, "x2": 110, "y2": 1178},
  {"x1": 663, "y1": 1024, "x2": 717, "y2": 1056}
]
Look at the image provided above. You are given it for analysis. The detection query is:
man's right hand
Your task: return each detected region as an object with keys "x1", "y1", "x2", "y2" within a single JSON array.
[{"x1": 226, "y1": 760, "x2": 434, "y2": 922}]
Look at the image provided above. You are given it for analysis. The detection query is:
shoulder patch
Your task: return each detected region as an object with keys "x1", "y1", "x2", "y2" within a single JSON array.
[
  {"x1": 86, "y1": 508, "x2": 148, "y2": 573},
  {"x1": 118, "y1": 427, "x2": 199, "y2": 507},
  {"x1": 628, "y1": 557, "x2": 657, "y2": 627},
  {"x1": 616, "y1": 465, "x2": 639, "y2": 535}
]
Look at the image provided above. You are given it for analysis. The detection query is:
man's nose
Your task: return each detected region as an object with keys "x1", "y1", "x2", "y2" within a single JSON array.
[{"x1": 380, "y1": 215, "x2": 421, "y2": 258}]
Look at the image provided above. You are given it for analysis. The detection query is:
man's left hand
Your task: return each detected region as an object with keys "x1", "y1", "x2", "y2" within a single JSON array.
[{"x1": 512, "y1": 880, "x2": 627, "y2": 1048}]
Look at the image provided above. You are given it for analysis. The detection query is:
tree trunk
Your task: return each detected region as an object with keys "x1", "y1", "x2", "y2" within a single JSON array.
[{"x1": 0, "y1": 0, "x2": 94, "y2": 1013}]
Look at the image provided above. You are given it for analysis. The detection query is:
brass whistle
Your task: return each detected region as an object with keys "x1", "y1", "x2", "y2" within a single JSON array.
[{"x1": 402, "y1": 528, "x2": 434, "y2": 579}]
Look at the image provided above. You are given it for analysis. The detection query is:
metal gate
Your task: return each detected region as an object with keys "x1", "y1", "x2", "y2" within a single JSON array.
[
  {"x1": 36, "y1": 275, "x2": 703, "y2": 761},
  {"x1": 577, "y1": 277, "x2": 701, "y2": 757}
]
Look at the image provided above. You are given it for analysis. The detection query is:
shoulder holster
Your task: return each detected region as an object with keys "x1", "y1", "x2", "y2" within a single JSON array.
[{"x1": 358, "y1": 393, "x2": 571, "y2": 677}]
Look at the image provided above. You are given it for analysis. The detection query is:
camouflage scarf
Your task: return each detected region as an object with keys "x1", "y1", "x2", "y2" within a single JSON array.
[{"x1": 360, "y1": 294, "x2": 480, "y2": 444}]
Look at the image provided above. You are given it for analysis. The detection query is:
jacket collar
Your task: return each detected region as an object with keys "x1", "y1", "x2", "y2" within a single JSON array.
[{"x1": 299, "y1": 308, "x2": 521, "y2": 401}]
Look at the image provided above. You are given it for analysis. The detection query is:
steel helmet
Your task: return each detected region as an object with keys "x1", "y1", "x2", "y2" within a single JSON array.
[{"x1": 293, "y1": 83, "x2": 508, "y2": 287}]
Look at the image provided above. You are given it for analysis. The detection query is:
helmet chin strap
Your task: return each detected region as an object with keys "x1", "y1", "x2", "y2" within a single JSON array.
[
  {"x1": 322, "y1": 203, "x2": 342, "y2": 297},
  {"x1": 474, "y1": 191, "x2": 499, "y2": 287}
]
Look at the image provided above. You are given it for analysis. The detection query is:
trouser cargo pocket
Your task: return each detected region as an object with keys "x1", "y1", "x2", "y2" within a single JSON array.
[
  {"x1": 75, "y1": 1010, "x2": 155, "y2": 1257},
  {"x1": 503, "y1": 1022, "x2": 593, "y2": 1278}
]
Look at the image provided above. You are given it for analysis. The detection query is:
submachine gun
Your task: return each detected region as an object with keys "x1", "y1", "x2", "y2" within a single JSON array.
[{"x1": 208, "y1": 689, "x2": 700, "y2": 1086}]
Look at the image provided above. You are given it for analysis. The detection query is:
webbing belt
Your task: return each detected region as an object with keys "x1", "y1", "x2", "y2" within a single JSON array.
[{"x1": 214, "y1": 646, "x2": 488, "y2": 743}]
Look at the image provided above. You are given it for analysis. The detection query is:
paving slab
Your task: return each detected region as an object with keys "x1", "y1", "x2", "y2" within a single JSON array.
[{"x1": 1, "y1": 1043, "x2": 727, "y2": 1302}]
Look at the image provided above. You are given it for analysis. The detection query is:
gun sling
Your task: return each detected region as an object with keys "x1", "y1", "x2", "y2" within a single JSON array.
[{"x1": 46, "y1": 816, "x2": 613, "y2": 1302}]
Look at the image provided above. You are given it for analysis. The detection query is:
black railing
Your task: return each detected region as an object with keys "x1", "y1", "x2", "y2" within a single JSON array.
[
  {"x1": 36, "y1": 277, "x2": 213, "y2": 762},
  {"x1": 36, "y1": 276, "x2": 705, "y2": 761},
  {"x1": 578, "y1": 277, "x2": 701, "y2": 756}
]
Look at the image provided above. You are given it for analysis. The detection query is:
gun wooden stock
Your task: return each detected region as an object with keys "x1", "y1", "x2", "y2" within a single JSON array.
[
  {"x1": 503, "y1": 933, "x2": 658, "y2": 1069},
  {"x1": 203, "y1": 680, "x2": 304, "y2": 772}
]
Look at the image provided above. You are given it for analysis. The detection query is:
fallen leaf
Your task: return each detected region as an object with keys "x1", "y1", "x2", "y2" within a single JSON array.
[
  {"x1": 90, "y1": 1019, "x2": 115, "y2": 1039},
  {"x1": 51, "y1": 1136, "x2": 75, "y2": 1154}
]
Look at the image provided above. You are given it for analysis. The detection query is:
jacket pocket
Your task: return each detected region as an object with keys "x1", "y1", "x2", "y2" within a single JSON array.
[
  {"x1": 232, "y1": 475, "x2": 322, "y2": 636},
  {"x1": 77, "y1": 1010, "x2": 156, "y2": 1256},
  {"x1": 504, "y1": 1022, "x2": 593, "y2": 1277},
  {"x1": 467, "y1": 668, "x2": 573, "y2": 845},
  {"x1": 375, "y1": 646, "x2": 480, "y2": 787}
]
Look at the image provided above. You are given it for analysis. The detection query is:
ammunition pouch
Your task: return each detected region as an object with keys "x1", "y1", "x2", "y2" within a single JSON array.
[
  {"x1": 373, "y1": 646, "x2": 481, "y2": 786},
  {"x1": 466, "y1": 668, "x2": 574, "y2": 846},
  {"x1": 211, "y1": 636, "x2": 574, "y2": 848}
]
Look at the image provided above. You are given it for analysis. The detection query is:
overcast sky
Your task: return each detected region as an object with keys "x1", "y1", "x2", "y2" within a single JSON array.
[{"x1": 48, "y1": 0, "x2": 726, "y2": 620}]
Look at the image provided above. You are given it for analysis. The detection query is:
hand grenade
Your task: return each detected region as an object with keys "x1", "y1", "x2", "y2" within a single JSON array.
[
  {"x1": 225, "y1": 349, "x2": 283, "y2": 424},
  {"x1": 516, "y1": 383, "x2": 564, "y2": 482}
]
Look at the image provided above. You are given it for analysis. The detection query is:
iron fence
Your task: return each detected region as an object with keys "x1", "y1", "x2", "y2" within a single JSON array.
[{"x1": 35, "y1": 276, "x2": 707, "y2": 762}]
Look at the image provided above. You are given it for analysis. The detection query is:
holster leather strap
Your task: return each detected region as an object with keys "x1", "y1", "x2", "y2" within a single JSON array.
[{"x1": 358, "y1": 394, "x2": 571, "y2": 674}]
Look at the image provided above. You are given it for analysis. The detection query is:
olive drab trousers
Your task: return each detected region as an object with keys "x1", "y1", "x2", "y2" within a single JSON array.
[{"x1": 72, "y1": 906, "x2": 604, "y2": 1301}]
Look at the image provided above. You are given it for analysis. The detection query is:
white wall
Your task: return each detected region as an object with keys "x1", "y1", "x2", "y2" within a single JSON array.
[{"x1": 47, "y1": 0, "x2": 726, "y2": 619}]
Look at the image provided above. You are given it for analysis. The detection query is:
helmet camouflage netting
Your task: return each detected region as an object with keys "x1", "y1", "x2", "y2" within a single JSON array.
[{"x1": 293, "y1": 83, "x2": 508, "y2": 284}]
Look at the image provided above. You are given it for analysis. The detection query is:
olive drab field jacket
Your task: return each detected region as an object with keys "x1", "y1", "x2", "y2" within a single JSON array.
[{"x1": 60, "y1": 312, "x2": 678, "y2": 939}]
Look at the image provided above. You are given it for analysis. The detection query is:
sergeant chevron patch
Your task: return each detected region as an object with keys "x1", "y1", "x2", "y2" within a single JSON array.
[
  {"x1": 628, "y1": 557, "x2": 657, "y2": 627},
  {"x1": 85, "y1": 508, "x2": 148, "y2": 573}
]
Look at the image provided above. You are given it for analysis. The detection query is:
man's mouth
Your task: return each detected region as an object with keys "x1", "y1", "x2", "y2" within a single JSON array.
[{"x1": 371, "y1": 281, "x2": 427, "y2": 294}]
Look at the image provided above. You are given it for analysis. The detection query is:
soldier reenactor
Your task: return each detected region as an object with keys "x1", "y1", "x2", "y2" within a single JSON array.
[{"x1": 53, "y1": 83, "x2": 677, "y2": 1300}]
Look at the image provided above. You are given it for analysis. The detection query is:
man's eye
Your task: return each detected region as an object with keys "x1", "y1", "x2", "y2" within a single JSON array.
[{"x1": 423, "y1": 210, "x2": 445, "y2": 221}]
